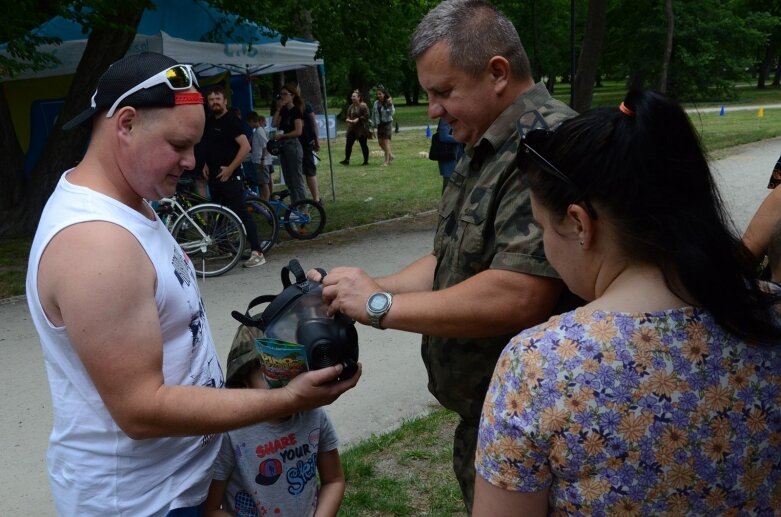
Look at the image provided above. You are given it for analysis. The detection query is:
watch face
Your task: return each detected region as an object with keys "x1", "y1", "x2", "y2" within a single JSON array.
[{"x1": 368, "y1": 293, "x2": 389, "y2": 312}]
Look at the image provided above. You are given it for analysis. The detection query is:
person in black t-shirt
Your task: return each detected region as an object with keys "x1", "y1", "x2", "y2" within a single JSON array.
[
  {"x1": 201, "y1": 86, "x2": 266, "y2": 268},
  {"x1": 271, "y1": 84, "x2": 306, "y2": 204}
]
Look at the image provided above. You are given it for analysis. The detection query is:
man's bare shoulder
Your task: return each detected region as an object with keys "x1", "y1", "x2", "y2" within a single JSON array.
[{"x1": 38, "y1": 221, "x2": 155, "y2": 325}]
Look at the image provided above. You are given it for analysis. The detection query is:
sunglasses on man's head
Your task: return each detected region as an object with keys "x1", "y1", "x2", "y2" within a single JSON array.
[
  {"x1": 518, "y1": 125, "x2": 598, "y2": 219},
  {"x1": 103, "y1": 64, "x2": 199, "y2": 118}
]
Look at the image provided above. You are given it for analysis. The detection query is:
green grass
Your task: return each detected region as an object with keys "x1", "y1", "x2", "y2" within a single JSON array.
[
  {"x1": 315, "y1": 130, "x2": 442, "y2": 230},
  {"x1": 315, "y1": 104, "x2": 781, "y2": 233},
  {"x1": 339, "y1": 408, "x2": 466, "y2": 517}
]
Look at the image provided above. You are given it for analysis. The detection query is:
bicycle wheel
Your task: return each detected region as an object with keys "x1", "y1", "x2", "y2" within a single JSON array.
[
  {"x1": 245, "y1": 195, "x2": 279, "y2": 254},
  {"x1": 171, "y1": 205, "x2": 246, "y2": 277},
  {"x1": 284, "y1": 199, "x2": 326, "y2": 240}
]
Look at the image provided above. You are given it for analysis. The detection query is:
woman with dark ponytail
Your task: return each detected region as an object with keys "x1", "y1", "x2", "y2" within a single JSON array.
[
  {"x1": 272, "y1": 83, "x2": 306, "y2": 203},
  {"x1": 474, "y1": 90, "x2": 781, "y2": 516}
]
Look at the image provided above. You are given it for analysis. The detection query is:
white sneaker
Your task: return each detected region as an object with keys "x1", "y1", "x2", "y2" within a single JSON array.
[{"x1": 243, "y1": 252, "x2": 266, "y2": 268}]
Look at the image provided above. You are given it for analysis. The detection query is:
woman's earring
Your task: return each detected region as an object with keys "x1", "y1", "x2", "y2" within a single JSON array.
[{"x1": 579, "y1": 241, "x2": 584, "y2": 246}]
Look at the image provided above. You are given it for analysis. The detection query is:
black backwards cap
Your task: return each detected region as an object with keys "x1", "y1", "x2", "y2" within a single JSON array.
[{"x1": 63, "y1": 52, "x2": 202, "y2": 130}]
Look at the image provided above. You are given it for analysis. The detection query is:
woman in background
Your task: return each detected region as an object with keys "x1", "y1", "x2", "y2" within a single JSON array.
[
  {"x1": 474, "y1": 90, "x2": 781, "y2": 516},
  {"x1": 339, "y1": 90, "x2": 370, "y2": 166},
  {"x1": 272, "y1": 83, "x2": 306, "y2": 203},
  {"x1": 371, "y1": 85, "x2": 396, "y2": 166}
]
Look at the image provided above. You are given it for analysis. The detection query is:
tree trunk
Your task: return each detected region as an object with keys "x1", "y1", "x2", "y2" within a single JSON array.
[
  {"x1": 659, "y1": 0, "x2": 675, "y2": 93},
  {"x1": 572, "y1": 0, "x2": 608, "y2": 112},
  {"x1": 774, "y1": 53, "x2": 781, "y2": 86},
  {"x1": 0, "y1": 84, "x2": 26, "y2": 212},
  {"x1": 293, "y1": 9, "x2": 323, "y2": 113},
  {"x1": 757, "y1": 42, "x2": 774, "y2": 89},
  {"x1": 0, "y1": 7, "x2": 143, "y2": 237}
]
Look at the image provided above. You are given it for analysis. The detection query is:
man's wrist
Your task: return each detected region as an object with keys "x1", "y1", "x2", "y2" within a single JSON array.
[{"x1": 366, "y1": 292, "x2": 393, "y2": 329}]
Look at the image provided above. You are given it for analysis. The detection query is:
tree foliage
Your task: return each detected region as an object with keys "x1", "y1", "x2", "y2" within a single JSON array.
[
  {"x1": 603, "y1": 0, "x2": 776, "y2": 100},
  {"x1": 2, "y1": 0, "x2": 781, "y2": 236}
]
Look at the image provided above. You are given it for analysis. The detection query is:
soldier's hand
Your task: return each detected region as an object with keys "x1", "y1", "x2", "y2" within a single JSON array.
[{"x1": 320, "y1": 267, "x2": 380, "y2": 325}]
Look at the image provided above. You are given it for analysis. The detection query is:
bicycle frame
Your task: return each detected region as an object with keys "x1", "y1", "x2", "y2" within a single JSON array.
[
  {"x1": 157, "y1": 195, "x2": 248, "y2": 251},
  {"x1": 267, "y1": 195, "x2": 308, "y2": 225}
]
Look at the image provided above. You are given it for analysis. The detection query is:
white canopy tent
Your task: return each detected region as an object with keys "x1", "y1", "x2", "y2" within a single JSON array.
[{"x1": 2, "y1": 0, "x2": 337, "y2": 196}]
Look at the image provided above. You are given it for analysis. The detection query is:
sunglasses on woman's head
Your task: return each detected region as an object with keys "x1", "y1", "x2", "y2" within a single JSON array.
[
  {"x1": 105, "y1": 64, "x2": 199, "y2": 118},
  {"x1": 518, "y1": 125, "x2": 598, "y2": 219}
]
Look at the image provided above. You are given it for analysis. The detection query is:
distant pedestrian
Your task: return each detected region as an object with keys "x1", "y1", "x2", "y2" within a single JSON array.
[
  {"x1": 248, "y1": 111, "x2": 273, "y2": 201},
  {"x1": 371, "y1": 85, "x2": 396, "y2": 166},
  {"x1": 272, "y1": 84, "x2": 307, "y2": 203},
  {"x1": 201, "y1": 86, "x2": 266, "y2": 268},
  {"x1": 339, "y1": 90, "x2": 370, "y2": 166}
]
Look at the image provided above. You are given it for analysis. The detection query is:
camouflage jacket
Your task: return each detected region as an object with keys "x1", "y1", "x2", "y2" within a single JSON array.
[{"x1": 422, "y1": 82, "x2": 577, "y2": 420}]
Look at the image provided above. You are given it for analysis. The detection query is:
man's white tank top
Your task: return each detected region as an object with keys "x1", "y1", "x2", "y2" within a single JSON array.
[{"x1": 26, "y1": 172, "x2": 224, "y2": 516}]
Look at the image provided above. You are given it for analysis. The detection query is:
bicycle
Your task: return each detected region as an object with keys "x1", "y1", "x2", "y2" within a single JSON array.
[
  {"x1": 155, "y1": 193, "x2": 246, "y2": 278},
  {"x1": 171, "y1": 179, "x2": 280, "y2": 258},
  {"x1": 243, "y1": 192, "x2": 279, "y2": 253},
  {"x1": 246, "y1": 189, "x2": 326, "y2": 241}
]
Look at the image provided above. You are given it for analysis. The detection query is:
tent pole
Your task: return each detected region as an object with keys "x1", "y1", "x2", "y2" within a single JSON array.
[{"x1": 317, "y1": 64, "x2": 336, "y2": 202}]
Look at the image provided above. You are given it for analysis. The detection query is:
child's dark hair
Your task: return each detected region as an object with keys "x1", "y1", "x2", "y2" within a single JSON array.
[{"x1": 524, "y1": 89, "x2": 781, "y2": 344}]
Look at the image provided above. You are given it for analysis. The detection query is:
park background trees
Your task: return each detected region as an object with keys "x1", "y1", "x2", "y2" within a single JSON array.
[{"x1": 2, "y1": 0, "x2": 780, "y2": 236}]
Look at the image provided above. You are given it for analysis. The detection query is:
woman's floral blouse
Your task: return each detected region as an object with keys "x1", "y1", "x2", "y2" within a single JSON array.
[{"x1": 477, "y1": 306, "x2": 781, "y2": 516}]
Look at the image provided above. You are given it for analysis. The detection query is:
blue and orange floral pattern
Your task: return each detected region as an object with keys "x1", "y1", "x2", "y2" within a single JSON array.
[{"x1": 477, "y1": 306, "x2": 781, "y2": 516}]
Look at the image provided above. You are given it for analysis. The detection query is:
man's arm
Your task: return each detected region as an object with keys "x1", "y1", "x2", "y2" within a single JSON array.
[
  {"x1": 38, "y1": 222, "x2": 359, "y2": 439},
  {"x1": 313, "y1": 254, "x2": 435, "y2": 312},
  {"x1": 743, "y1": 186, "x2": 781, "y2": 261},
  {"x1": 366, "y1": 253, "x2": 438, "y2": 294},
  {"x1": 217, "y1": 134, "x2": 250, "y2": 182},
  {"x1": 321, "y1": 258, "x2": 561, "y2": 338}
]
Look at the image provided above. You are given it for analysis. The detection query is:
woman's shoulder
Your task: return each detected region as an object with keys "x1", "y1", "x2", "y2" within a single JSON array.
[{"x1": 510, "y1": 306, "x2": 704, "y2": 352}]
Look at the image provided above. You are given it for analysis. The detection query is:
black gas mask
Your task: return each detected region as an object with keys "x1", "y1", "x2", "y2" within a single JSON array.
[{"x1": 231, "y1": 259, "x2": 359, "y2": 381}]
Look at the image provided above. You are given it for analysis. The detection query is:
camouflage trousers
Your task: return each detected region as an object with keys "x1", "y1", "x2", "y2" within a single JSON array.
[
  {"x1": 421, "y1": 335, "x2": 510, "y2": 515},
  {"x1": 452, "y1": 415, "x2": 480, "y2": 515}
]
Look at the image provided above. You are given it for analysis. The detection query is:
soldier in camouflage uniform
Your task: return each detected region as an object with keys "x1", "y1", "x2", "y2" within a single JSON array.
[{"x1": 315, "y1": 1, "x2": 577, "y2": 512}]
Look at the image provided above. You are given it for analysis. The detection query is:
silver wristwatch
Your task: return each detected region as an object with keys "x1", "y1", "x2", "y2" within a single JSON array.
[{"x1": 366, "y1": 292, "x2": 393, "y2": 329}]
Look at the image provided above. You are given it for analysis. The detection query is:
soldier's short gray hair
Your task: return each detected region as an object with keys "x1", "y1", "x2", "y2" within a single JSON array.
[{"x1": 409, "y1": 0, "x2": 531, "y2": 81}]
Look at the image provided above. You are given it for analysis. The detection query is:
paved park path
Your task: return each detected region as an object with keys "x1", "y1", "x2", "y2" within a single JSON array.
[{"x1": 1, "y1": 135, "x2": 779, "y2": 514}]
